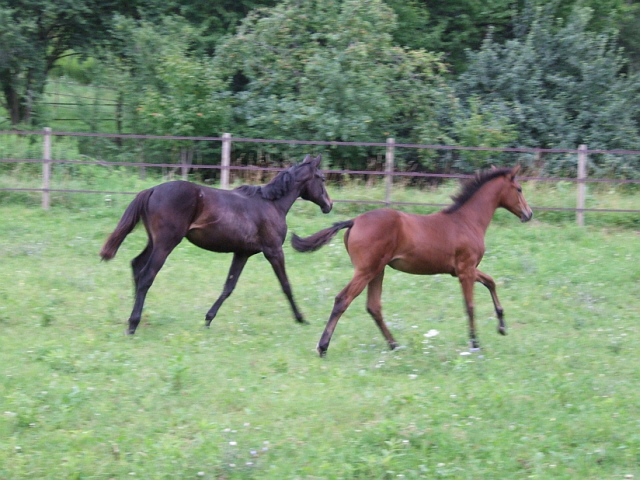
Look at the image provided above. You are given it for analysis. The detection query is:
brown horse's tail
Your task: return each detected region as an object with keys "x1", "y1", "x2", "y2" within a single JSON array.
[
  {"x1": 291, "y1": 220, "x2": 354, "y2": 252},
  {"x1": 100, "y1": 189, "x2": 153, "y2": 261}
]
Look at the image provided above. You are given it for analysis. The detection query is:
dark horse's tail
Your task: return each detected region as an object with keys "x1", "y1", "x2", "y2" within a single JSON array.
[
  {"x1": 291, "y1": 220, "x2": 354, "y2": 252},
  {"x1": 100, "y1": 189, "x2": 153, "y2": 261}
]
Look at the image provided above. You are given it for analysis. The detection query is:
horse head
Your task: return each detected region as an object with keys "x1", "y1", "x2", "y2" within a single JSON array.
[
  {"x1": 499, "y1": 165, "x2": 533, "y2": 222},
  {"x1": 299, "y1": 154, "x2": 332, "y2": 214}
]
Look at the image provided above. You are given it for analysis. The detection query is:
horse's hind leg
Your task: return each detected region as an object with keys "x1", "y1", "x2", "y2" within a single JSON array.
[
  {"x1": 365, "y1": 269, "x2": 398, "y2": 350},
  {"x1": 205, "y1": 253, "x2": 249, "y2": 327},
  {"x1": 317, "y1": 270, "x2": 377, "y2": 356},
  {"x1": 131, "y1": 242, "x2": 152, "y2": 289},
  {"x1": 126, "y1": 236, "x2": 182, "y2": 335},
  {"x1": 475, "y1": 270, "x2": 506, "y2": 335}
]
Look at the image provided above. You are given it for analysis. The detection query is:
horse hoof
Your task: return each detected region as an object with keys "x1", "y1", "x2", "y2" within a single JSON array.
[
  {"x1": 497, "y1": 326, "x2": 507, "y2": 336},
  {"x1": 124, "y1": 329, "x2": 135, "y2": 336},
  {"x1": 389, "y1": 342, "x2": 399, "y2": 350},
  {"x1": 316, "y1": 345, "x2": 327, "y2": 357},
  {"x1": 469, "y1": 347, "x2": 481, "y2": 353}
]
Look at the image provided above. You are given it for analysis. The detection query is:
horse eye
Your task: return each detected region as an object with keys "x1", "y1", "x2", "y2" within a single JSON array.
[{"x1": 516, "y1": 187, "x2": 522, "y2": 193}]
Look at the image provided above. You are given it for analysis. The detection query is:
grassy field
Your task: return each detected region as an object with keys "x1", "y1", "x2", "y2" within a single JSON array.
[{"x1": 0, "y1": 179, "x2": 639, "y2": 479}]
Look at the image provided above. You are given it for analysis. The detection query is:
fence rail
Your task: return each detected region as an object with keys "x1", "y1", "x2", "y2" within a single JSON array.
[{"x1": 1, "y1": 129, "x2": 639, "y2": 224}]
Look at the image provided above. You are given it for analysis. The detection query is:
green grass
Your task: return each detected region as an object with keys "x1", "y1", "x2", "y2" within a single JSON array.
[{"x1": 0, "y1": 188, "x2": 639, "y2": 478}]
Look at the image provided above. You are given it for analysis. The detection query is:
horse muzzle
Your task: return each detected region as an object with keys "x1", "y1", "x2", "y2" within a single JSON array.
[
  {"x1": 521, "y1": 209, "x2": 533, "y2": 222},
  {"x1": 321, "y1": 200, "x2": 333, "y2": 214}
]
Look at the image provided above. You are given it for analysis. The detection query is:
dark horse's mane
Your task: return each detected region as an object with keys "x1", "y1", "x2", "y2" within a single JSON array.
[
  {"x1": 443, "y1": 168, "x2": 513, "y2": 214},
  {"x1": 234, "y1": 163, "x2": 300, "y2": 200}
]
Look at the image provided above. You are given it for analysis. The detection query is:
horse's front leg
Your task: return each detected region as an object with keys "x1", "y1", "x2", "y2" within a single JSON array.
[
  {"x1": 263, "y1": 246, "x2": 305, "y2": 324},
  {"x1": 475, "y1": 270, "x2": 506, "y2": 335},
  {"x1": 205, "y1": 253, "x2": 250, "y2": 327},
  {"x1": 458, "y1": 269, "x2": 480, "y2": 351}
]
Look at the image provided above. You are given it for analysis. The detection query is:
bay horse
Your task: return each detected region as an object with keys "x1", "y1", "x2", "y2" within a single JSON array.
[
  {"x1": 101, "y1": 154, "x2": 332, "y2": 335},
  {"x1": 292, "y1": 166, "x2": 532, "y2": 356}
]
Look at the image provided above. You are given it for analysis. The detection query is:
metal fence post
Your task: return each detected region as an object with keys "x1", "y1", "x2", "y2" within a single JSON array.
[
  {"x1": 385, "y1": 137, "x2": 395, "y2": 205},
  {"x1": 577, "y1": 144, "x2": 587, "y2": 226},
  {"x1": 42, "y1": 127, "x2": 52, "y2": 209},
  {"x1": 221, "y1": 133, "x2": 231, "y2": 189}
]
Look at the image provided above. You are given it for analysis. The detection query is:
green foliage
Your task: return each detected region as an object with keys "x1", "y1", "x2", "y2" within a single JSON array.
[
  {"x1": 159, "y1": 0, "x2": 280, "y2": 54},
  {"x1": 87, "y1": 16, "x2": 234, "y2": 170},
  {"x1": 416, "y1": 95, "x2": 520, "y2": 173},
  {"x1": 50, "y1": 55, "x2": 98, "y2": 85},
  {"x1": 0, "y1": 5, "x2": 41, "y2": 125},
  {"x1": 406, "y1": 0, "x2": 517, "y2": 72},
  {"x1": 457, "y1": 5, "x2": 640, "y2": 176},
  {"x1": 112, "y1": 16, "x2": 231, "y2": 138},
  {"x1": 0, "y1": 0, "x2": 133, "y2": 125},
  {"x1": 4, "y1": 0, "x2": 640, "y2": 177},
  {"x1": 215, "y1": 0, "x2": 449, "y2": 168}
]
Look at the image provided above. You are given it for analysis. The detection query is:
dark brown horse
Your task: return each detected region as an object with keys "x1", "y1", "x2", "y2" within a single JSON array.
[
  {"x1": 292, "y1": 166, "x2": 532, "y2": 356},
  {"x1": 101, "y1": 154, "x2": 332, "y2": 335}
]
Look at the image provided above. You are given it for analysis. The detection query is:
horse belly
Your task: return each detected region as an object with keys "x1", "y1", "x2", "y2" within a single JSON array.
[
  {"x1": 186, "y1": 223, "x2": 260, "y2": 254},
  {"x1": 388, "y1": 252, "x2": 454, "y2": 275}
]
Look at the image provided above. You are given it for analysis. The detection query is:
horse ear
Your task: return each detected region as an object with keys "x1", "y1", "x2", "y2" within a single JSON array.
[
  {"x1": 302, "y1": 154, "x2": 312, "y2": 163},
  {"x1": 312, "y1": 154, "x2": 322, "y2": 168},
  {"x1": 491, "y1": 164, "x2": 497, "y2": 170},
  {"x1": 511, "y1": 165, "x2": 521, "y2": 178}
]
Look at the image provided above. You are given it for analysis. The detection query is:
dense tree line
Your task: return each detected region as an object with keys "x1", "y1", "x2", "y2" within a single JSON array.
[{"x1": 1, "y1": 0, "x2": 640, "y2": 175}]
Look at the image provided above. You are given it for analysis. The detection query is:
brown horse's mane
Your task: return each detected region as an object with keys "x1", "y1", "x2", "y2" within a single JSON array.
[
  {"x1": 443, "y1": 167, "x2": 513, "y2": 214},
  {"x1": 234, "y1": 163, "x2": 302, "y2": 200}
]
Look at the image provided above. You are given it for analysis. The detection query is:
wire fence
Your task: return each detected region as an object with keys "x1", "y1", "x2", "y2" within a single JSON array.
[{"x1": 1, "y1": 129, "x2": 640, "y2": 223}]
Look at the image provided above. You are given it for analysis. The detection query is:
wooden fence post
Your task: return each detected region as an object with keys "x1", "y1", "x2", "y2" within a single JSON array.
[
  {"x1": 385, "y1": 137, "x2": 395, "y2": 205},
  {"x1": 42, "y1": 127, "x2": 51, "y2": 210},
  {"x1": 577, "y1": 144, "x2": 587, "y2": 226},
  {"x1": 181, "y1": 148, "x2": 188, "y2": 180},
  {"x1": 221, "y1": 133, "x2": 231, "y2": 189},
  {"x1": 180, "y1": 147, "x2": 193, "y2": 181}
]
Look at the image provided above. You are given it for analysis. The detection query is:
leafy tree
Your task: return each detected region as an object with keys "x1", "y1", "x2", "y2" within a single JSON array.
[
  {"x1": 137, "y1": 44, "x2": 230, "y2": 170},
  {"x1": 214, "y1": 0, "x2": 449, "y2": 168},
  {"x1": 457, "y1": 5, "x2": 640, "y2": 175},
  {"x1": 95, "y1": 16, "x2": 231, "y2": 170},
  {"x1": 119, "y1": 17, "x2": 231, "y2": 138},
  {"x1": 0, "y1": 0, "x2": 156, "y2": 125},
  {"x1": 414, "y1": 95, "x2": 518, "y2": 173},
  {"x1": 159, "y1": 0, "x2": 279, "y2": 54},
  {"x1": 0, "y1": 6, "x2": 36, "y2": 124},
  {"x1": 616, "y1": 1, "x2": 640, "y2": 73},
  {"x1": 387, "y1": 0, "x2": 637, "y2": 73},
  {"x1": 412, "y1": 0, "x2": 517, "y2": 72}
]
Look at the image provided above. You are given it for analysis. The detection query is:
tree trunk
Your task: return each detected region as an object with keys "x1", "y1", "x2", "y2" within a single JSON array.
[
  {"x1": 1, "y1": 70, "x2": 37, "y2": 125},
  {"x1": 2, "y1": 82, "x2": 24, "y2": 125}
]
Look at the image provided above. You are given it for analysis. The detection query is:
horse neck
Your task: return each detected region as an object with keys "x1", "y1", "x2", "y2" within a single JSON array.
[
  {"x1": 271, "y1": 181, "x2": 303, "y2": 214},
  {"x1": 454, "y1": 178, "x2": 504, "y2": 235}
]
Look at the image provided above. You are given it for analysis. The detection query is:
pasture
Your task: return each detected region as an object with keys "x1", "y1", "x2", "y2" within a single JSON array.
[{"x1": 1, "y1": 185, "x2": 639, "y2": 479}]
